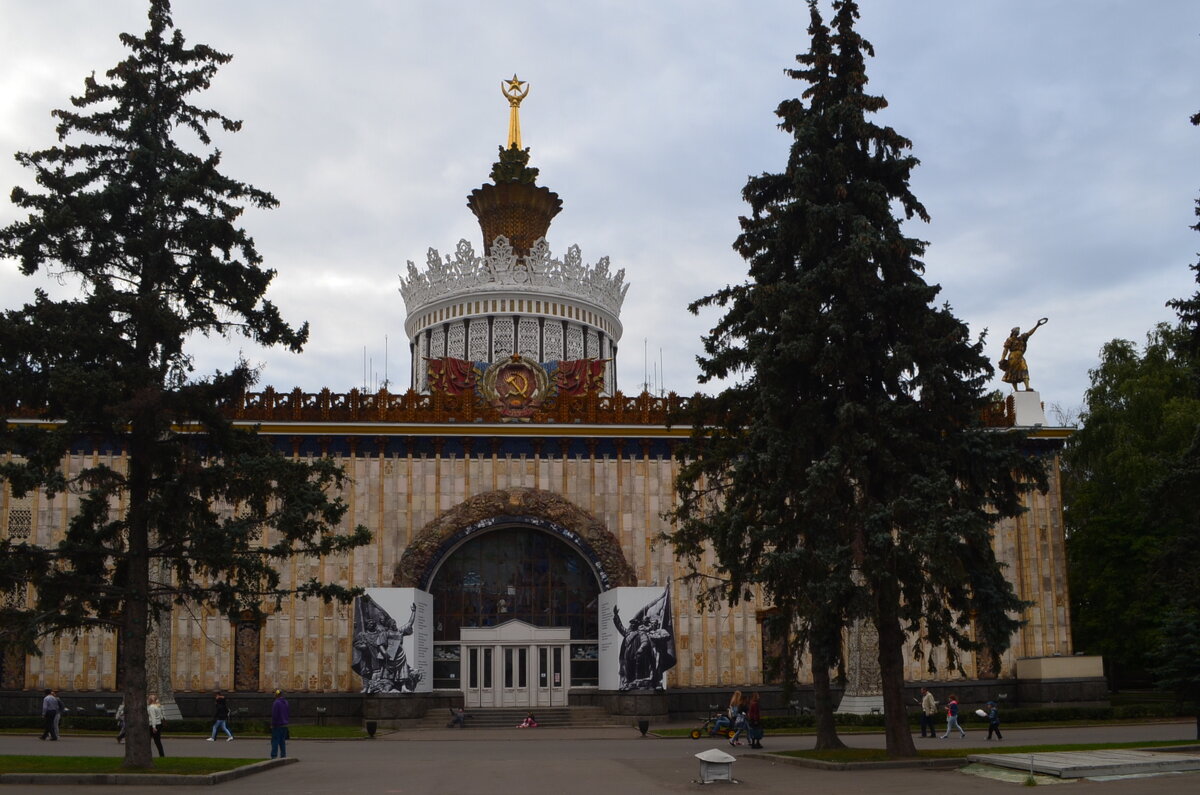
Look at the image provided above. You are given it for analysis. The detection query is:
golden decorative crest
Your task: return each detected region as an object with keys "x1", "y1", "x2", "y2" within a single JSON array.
[{"x1": 480, "y1": 355, "x2": 550, "y2": 420}]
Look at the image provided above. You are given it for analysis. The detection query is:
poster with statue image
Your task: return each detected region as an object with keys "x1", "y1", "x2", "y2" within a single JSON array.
[
  {"x1": 599, "y1": 585, "x2": 676, "y2": 691},
  {"x1": 352, "y1": 588, "x2": 433, "y2": 693}
]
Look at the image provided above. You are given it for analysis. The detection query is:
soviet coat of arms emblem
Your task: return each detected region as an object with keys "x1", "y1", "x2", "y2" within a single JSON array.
[{"x1": 480, "y1": 355, "x2": 550, "y2": 419}]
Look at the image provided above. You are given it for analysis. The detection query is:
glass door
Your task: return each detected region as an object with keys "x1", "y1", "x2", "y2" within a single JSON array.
[
  {"x1": 465, "y1": 645, "x2": 495, "y2": 708},
  {"x1": 501, "y1": 645, "x2": 529, "y2": 707},
  {"x1": 535, "y1": 644, "x2": 568, "y2": 707}
]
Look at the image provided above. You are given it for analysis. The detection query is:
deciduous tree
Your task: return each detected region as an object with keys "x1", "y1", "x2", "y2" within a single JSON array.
[{"x1": 1064, "y1": 325, "x2": 1200, "y2": 686}]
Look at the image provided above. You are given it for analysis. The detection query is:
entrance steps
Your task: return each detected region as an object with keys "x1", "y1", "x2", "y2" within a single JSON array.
[{"x1": 417, "y1": 705, "x2": 620, "y2": 729}]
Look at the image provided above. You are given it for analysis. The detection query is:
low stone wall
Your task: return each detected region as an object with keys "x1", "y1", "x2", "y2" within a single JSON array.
[
  {"x1": 0, "y1": 675, "x2": 1109, "y2": 723},
  {"x1": 573, "y1": 690, "x2": 668, "y2": 717}
]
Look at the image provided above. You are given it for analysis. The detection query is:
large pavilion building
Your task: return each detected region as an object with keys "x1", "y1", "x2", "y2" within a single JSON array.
[{"x1": 0, "y1": 80, "x2": 1097, "y2": 721}]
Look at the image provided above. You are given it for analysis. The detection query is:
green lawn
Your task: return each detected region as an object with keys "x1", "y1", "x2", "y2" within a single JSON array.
[
  {"x1": 778, "y1": 739, "x2": 1200, "y2": 764},
  {"x1": 0, "y1": 756, "x2": 260, "y2": 775},
  {"x1": 0, "y1": 724, "x2": 367, "y2": 739}
]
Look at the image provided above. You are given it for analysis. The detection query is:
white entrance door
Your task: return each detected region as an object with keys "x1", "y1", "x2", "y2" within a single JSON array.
[
  {"x1": 501, "y1": 646, "x2": 529, "y2": 707},
  {"x1": 465, "y1": 645, "x2": 495, "y2": 709},
  {"x1": 460, "y1": 621, "x2": 570, "y2": 709},
  {"x1": 535, "y1": 645, "x2": 568, "y2": 707}
]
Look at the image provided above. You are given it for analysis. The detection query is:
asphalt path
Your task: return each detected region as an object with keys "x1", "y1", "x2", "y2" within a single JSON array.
[{"x1": 2, "y1": 721, "x2": 1198, "y2": 794}]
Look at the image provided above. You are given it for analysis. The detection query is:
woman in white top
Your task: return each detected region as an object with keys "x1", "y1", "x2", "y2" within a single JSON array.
[{"x1": 147, "y1": 695, "x2": 165, "y2": 757}]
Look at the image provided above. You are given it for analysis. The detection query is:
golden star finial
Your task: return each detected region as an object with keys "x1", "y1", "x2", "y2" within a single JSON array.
[
  {"x1": 501, "y1": 74, "x2": 531, "y2": 148},
  {"x1": 503, "y1": 74, "x2": 527, "y2": 96}
]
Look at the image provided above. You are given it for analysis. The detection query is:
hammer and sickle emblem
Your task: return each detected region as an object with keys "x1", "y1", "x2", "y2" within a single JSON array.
[{"x1": 504, "y1": 371, "x2": 530, "y2": 398}]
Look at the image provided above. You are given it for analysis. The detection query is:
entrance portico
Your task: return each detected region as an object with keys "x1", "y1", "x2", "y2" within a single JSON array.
[{"x1": 460, "y1": 621, "x2": 569, "y2": 709}]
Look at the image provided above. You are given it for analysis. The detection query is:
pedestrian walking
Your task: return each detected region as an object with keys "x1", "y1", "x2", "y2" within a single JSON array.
[
  {"x1": 270, "y1": 689, "x2": 290, "y2": 759},
  {"x1": 940, "y1": 694, "x2": 966, "y2": 739},
  {"x1": 39, "y1": 689, "x2": 58, "y2": 741},
  {"x1": 746, "y1": 692, "x2": 764, "y2": 749},
  {"x1": 727, "y1": 692, "x2": 747, "y2": 747},
  {"x1": 985, "y1": 701, "x2": 1003, "y2": 740},
  {"x1": 919, "y1": 687, "x2": 937, "y2": 737},
  {"x1": 208, "y1": 692, "x2": 234, "y2": 742},
  {"x1": 148, "y1": 694, "x2": 166, "y2": 757},
  {"x1": 115, "y1": 701, "x2": 126, "y2": 743},
  {"x1": 51, "y1": 690, "x2": 67, "y2": 738}
]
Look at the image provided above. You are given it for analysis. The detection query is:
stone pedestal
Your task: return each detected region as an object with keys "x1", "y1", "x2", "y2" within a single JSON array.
[
  {"x1": 1012, "y1": 391, "x2": 1047, "y2": 427},
  {"x1": 836, "y1": 610, "x2": 884, "y2": 715},
  {"x1": 835, "y1": 693, "x2": 884, "y2": 715},
  {"x1": 1015, "y1": 655, "x2": 1109, "y2": 707}
]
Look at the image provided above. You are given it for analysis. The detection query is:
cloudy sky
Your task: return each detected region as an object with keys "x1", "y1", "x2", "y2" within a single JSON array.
[{"x1": 1, "y1": 1, "x2": 1197, "y2": 419}]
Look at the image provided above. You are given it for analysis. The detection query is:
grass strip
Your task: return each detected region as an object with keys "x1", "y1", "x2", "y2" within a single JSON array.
[
  {"x1": 0, "y1": 755, "x2": 261, "y2": 775},
  {"x1": 0, "y1": 724, "x2": 366, "y2": 739},
  {"x1": 778, "y1": 739, "x2": 1200, "y2": 764}
]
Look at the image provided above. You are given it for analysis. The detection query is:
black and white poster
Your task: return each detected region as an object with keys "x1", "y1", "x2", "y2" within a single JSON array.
[
  {"x1": 599, "y1": 585, "x2": 676, "y2": 691},
  {"x1": 352, "y1": 588, "x2": 433, "y2": 694}
]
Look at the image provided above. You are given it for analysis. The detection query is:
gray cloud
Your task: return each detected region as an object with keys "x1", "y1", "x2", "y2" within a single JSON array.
[{"x1": 2, "y1": 0, "x2": 1197, "y2": 413}]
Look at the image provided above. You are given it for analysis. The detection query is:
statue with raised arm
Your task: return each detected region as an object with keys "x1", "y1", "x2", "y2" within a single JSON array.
[
  {"x1": 1000, "y1": 318, "x2": 1048, "y2": 391},
  {"x1": 381, "y1": 603, "x2": 421, "y2": 692}
]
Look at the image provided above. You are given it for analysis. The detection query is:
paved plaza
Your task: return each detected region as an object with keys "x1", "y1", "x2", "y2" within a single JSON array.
[{"x1": 2, "y1": 721, "x2": 1198, "y2": 793}]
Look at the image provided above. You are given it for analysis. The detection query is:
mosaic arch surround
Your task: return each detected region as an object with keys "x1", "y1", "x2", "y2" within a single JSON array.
[{"x1": 392, "y1": 488, "x2": 636, "y2": 594}]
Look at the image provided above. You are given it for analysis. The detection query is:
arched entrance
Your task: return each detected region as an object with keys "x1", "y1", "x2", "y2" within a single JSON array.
[{"x1": 393, "y1": 489, "x2": 635, "y2": 707}]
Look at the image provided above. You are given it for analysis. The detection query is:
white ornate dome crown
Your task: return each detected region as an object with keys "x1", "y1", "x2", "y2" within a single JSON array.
[
  {"x1": 400, "y1": 237, "x2": 628, "y2": 319},
  {"x1": 397, "y1": 77, "x2": 628, "y2": 394}
]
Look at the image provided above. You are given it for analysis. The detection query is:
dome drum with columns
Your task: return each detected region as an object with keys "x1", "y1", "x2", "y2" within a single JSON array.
[{"x1": 400, "y1": 85, "x2": 627, "y2": 398}]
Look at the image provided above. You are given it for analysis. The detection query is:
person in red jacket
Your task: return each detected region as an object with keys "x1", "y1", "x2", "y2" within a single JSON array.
[
  {"x1": 940, "y1": 695, "x2": 966, "y2": 739},
  {"x1": 746, "y1": 692, "x2": 764, "y2": 749}
]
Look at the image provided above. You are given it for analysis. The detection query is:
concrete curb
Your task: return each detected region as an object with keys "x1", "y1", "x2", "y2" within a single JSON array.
[
  {"x1": 744, "y1": 751, "x2": 965, "y2": 772},
  {"x1": 0, "y1": 757, "x2": 297, "y2": 787},
  {"x1": 741, "y1": 742, "x2": 1200, "y2": 773}
]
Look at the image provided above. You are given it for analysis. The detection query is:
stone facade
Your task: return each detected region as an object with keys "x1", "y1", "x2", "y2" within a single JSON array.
[{"x1": 2, "y1": 422, "x2": 1072, "y2": 696}]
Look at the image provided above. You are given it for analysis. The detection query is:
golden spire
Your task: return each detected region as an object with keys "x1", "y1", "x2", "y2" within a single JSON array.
[{"x1": 501, "y1": 74, "x2": 529, "y2": 149}]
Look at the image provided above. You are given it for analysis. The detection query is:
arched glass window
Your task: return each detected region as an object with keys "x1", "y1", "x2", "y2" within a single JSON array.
[{"x1": 429, "y1": 527, "x2": 601, "y2": 642}]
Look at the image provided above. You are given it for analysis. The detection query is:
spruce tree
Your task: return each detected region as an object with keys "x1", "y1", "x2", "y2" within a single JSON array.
[
  {"x1": 0, "y1": 1, "x2": 368, "y2": 768},
  {"x1": 671, "y1": 0, "x2": 1042, "y2": 757}
]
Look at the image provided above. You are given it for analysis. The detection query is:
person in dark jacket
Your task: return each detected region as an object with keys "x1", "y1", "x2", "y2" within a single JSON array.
[
  {"x1": 270, "y1": 690, "x2": 290, "y2": 758},
  {"x1": 985, "y1": 701, "x2": 1003, "y2": 740},
  {"x1": 208, "y1": 692, "x2": 234, "y2": 742}
]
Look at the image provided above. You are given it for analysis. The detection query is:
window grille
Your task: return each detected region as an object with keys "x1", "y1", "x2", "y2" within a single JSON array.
[
  {"x1": 543, "y1": 321, "x2": 564, "y2": 362},
  {"x1": 4, "y1": 494, "x2": 32, "y2": 540},
  {"x1": 467, "y1": 319, "x2": 489, "y2": 361},
  {"x1": 447, "y1": 321, "x2": 466, "y2": 359},
  {"x1": 565, "y1": 325, "x2": 584, "y2": 359},
  {"x1": 518, "y1": 318, "x2": 540, "y2": 359},
  {"x1": 492, "y1": 317, "x2": 514, "y2": 359}
]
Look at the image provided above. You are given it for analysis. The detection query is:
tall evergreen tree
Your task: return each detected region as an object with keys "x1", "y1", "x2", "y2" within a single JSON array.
[
  {"x1": 0, "y1": 1, "x2": 368, "y2": 768},
  {"x1": 671, "y1": 0, "x2": 1042, "y2": 757}
]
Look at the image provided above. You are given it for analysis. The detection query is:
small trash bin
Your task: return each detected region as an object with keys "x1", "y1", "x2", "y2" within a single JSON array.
[{"x1": 695, "y1": 748, "x2": 736, "y2": 784}]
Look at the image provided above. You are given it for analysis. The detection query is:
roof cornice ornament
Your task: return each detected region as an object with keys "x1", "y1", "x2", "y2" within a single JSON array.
[{"x1": 400, "y1": 236, "x2": 629, "y2": 317}]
